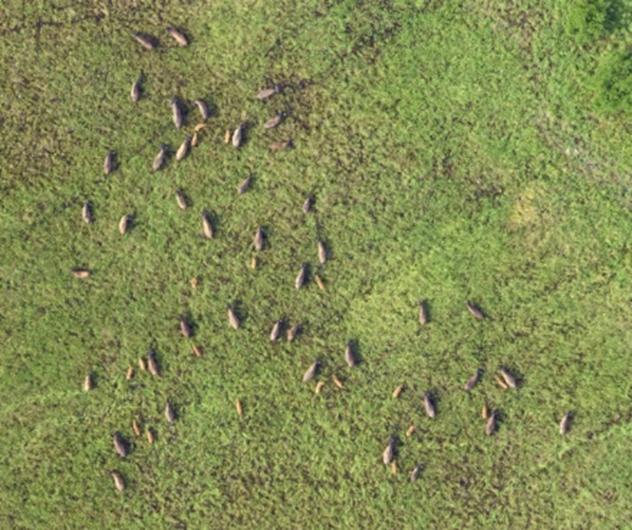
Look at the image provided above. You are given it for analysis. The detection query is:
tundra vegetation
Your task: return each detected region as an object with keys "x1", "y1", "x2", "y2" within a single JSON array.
[{"x1": 0, "y1": 1, "x2": 630, "y2": 528}]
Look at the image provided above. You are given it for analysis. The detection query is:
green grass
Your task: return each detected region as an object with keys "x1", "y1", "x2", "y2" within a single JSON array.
[{"x1": 1, "y1": 1, "x2": 631, "y2": 528}]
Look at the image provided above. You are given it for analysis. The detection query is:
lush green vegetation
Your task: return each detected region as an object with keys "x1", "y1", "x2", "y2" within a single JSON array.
[
  {"x1": 562, "y1": 0, "x2": 632, "y2": 117},
  {"x1": 594, "y1": 49, "x2": 632, "y2": 114},
  {"x1": 0, "y1": 1, "x2": 630, "y2": 528},
  {"x1": 564, "y1": 0, "x2": 619, "y2": 44}
]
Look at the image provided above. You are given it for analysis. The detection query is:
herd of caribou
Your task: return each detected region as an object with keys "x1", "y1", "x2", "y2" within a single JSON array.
[{"x1": 74, "y1": 27, "x2": 573, "y2": 492}]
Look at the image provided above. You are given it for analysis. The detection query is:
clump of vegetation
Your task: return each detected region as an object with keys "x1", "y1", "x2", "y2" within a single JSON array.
[
  {"x1": 564, "y1": 0, "x2": 618, "y2": 45},
  {"x1": 593, "y1": 50, "x2": 632, "y2": 115}
]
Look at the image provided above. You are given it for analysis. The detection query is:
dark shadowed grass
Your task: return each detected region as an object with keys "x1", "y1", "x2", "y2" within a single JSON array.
[{"x1": 0, "y1": 1, "x2": 630, "y2": 528}]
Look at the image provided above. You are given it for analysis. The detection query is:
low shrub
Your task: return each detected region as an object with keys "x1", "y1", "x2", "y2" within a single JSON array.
[
  {"x1": 593, "y1": 50, "x2": 632, "y2": 115},
  {"x1": 564, "y1": 0, "x2": 619, "y2": 45}
]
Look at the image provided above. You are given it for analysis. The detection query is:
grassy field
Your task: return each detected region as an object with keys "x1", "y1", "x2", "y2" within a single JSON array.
[{"x1": 1, "y1": 1, "x2": 631, "y2": 528}]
